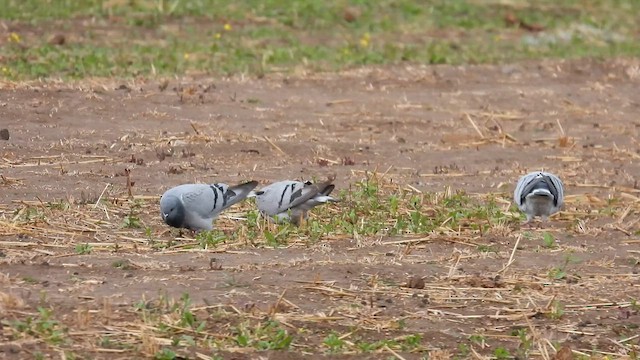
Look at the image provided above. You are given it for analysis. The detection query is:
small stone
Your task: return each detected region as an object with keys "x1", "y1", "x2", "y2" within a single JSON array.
[{"x1": 0, "y1": 128, "x2": 9, "y2": 140}]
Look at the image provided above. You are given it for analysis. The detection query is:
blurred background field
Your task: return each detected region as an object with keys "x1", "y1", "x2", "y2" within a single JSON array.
[{"x1": 2, "y1": 0, "x2": 640, "y2": 79}]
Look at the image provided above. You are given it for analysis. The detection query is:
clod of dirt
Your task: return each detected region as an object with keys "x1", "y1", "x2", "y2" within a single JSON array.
[
  {"x1": 240, "y1": 149, "x2": 260, "y2": 155},
  {"x1": 553, "y1": 345, "x2": 573, "y2": 360},
  {"x1": 0, "y1": 128, "x2": 9, "y2": 140},
  {"x1": 565, "y1": 275, "x2": 580, "y2": 284},
  {"x1": 342, "y1": 157, "x2": 355, "y2": 165},
  {"x1": 342, "y1": 6, "x2": 360, "y2": 22},
  {"x1": 243, "y1": 303, "x2": 257, "y2": 313},
  {"x1": 504, "y1": 12, "x2": 545, "y2": 32},
  {"x1": 181, "y1": 149, "x2": 196, "y2": 158},
  {"x1": 116, "y1": 84, "x2": 132, "y2": 92},
  {"x1": 558, "y1": 136, "x2": 574, "y2": 147},
  {"x1": 128, "y1": 154, "x2": 144, "y2": 165},
  {"x1": 464, "y1": 275, "x2": 503, "y2": 288},
  {"x1": 167, "y1": 166, "x2": 185, "y2": 175},
  {"x1": 1, "y1": 344, "x2": 21, "y2": 354},
  {"x1": 158, "y1": 79, "x2": 169, "y2": 91},
  {"x1": 48, "y1": 34, "x2": 66, "y2": 45},
  {"x1": 156, "y1": 147, "x2": 173, "y2": 161},
  {"x1": 617, "y1": 309, "x2": 631, "y2": 320},
  {"x1": 405, "y1": 275, "x2": 425, "y2": 289},
  {"x1": 268, "y1": 301, "x2": 292, "y2": 314},
  {"x1": 209, "y1": 258, "x2": 222, "y2": 270},
  {"x1": 200, "y1": 83, "x2": 216, "y2": 93}
]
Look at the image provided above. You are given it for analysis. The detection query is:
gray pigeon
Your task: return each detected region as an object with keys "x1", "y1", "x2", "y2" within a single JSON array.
[
  {"x1": 254, "y1": 178, "x2": 338, "y2": 225},
  {"x1": 514, "y1": 171, "x2": 564, "y2": 222},
  {"x1": 160, "y1": 181, "x2": 258, "y2": 231}
]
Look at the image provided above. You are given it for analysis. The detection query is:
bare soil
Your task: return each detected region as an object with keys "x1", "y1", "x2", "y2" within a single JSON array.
[{"x1": 1, "y1": 58, "x2": 640, "y2": 359}]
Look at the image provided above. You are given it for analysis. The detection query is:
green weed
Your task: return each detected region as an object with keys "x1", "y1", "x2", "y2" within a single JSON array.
[
  {"x1": 5, "y1": 307, "x2": 66, "y2": 345},
  {"x1": 196, "y1": 230, "x2": 226, "y2": 249},
  {"x1": 494, "y1": 346, "x2": 511, "y2": 359},
  {"x1": 74, "y1": 243, "x2": 92, "y2": 255},
  {"x1": 323, "y1": 331, "x2": 346, "y2": 353},
  {"x1": 154, "y1": 348, "x2": 177, "y2": 360},
  {"x1": 548, "y1": 300, "x2": 565, "y2": 320},
  {"x1": 233, "y1": 320, "x2": 293, "y2": 350}
]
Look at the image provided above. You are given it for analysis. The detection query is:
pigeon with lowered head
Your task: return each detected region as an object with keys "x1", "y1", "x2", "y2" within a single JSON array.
[{"x1": 160, "y1": 180, "x2": 258, "y2": 231}]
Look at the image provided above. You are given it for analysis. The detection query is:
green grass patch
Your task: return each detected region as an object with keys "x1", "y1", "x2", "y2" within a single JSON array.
[{"x1": 2, "y1": 0, "x2": 640, "y2": 79}]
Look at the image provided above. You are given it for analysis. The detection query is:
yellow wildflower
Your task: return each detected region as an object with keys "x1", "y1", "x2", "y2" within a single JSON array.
[
  {"x1": 8, "y1": 32, "x2": 21, "y2": 43},
  {"x1": 223, "y1": 23, "x2": 232, "y2": 31},
  {"x1": 359, "y1": 33, "x2": 370, "y2": 48}
]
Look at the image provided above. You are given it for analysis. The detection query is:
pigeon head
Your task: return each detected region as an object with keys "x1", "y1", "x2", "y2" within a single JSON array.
[{"x1": 160, "y1": 195, "x2": 185, "y2": 228}]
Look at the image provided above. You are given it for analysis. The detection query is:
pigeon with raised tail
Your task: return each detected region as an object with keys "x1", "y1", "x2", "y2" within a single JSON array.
[{"x1": 254, "y1": 177, "x2": 339, "y2": 225}]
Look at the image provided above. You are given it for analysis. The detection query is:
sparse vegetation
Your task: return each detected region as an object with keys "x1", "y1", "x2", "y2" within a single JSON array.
[
  {"x1": 196, "y1": 230, "x2": 226, "y2": 249},
  {"x1": 74, "y1": 243, "x2": 92, "y2": 255},
  {"x1": 1, "y1": 1, "x2": 639, "y2": 359},
  {"x1": 542, "y1": 232, "x2": 556, "y2": 248},
  {"x1": 4, "y1": 307, "x2": 66, "y2": 345}
]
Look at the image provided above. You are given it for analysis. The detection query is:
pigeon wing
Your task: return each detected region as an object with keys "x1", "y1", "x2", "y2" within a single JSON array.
[
  {"x1": 542, "y1": 172, "x2": 564, "y2": 208},
  {"x1": 514, "y1": 172, "x2": 538, "y2": 207},
  {"x1": 180, "y1": 184, "x2": 226, "y2": 219},
  {"x1": 222, "y1": 181, "x2": 259, "y2": 209},
  {"x1": 286, "y1": 178, "x2": 335, "y2": 210}
]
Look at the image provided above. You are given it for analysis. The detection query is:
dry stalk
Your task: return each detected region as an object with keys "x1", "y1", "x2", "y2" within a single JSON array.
[
  {"x1": 384, "y1": 345, "x2": 407, "y2": 360},
  {"x1": 93, "y1": 183, "x2": 110, "y2": 208},
  {"x1": 263, "y1": 135, "x2": 287, "y2": 156},
  {"x1": 465, "y1": 113, "x2": 485, "y2": 139},
  {"x1": 497, "y1": 234, "x2": 521, "y2": 275}
]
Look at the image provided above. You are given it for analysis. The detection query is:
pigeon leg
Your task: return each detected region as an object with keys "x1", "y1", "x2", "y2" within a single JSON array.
[
  {"x1": 520, "y1": 214, "x2": 537, "y2": 229},
  {"x1": 297, "y1": 213, "x2": 306, "y2": 227}
]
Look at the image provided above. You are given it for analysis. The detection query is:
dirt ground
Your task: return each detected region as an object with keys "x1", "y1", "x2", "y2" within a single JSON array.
[{"x1": 1, "y1": 58, "x2": 640, "y2": 359}]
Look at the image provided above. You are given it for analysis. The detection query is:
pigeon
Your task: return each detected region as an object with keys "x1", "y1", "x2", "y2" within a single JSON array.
[
  {"x1": 514, "y1": 171, "x2": 564, "y2": 222},
  {"x1": 160, "y1": 180, "x2": 258, "y2": 231},
  {"x1": 254, "y1": 177, "x2": 339, "y2": 225}
]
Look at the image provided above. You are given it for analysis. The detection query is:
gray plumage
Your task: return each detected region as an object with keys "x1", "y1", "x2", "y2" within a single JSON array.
[
  {"x1": 254, "y1": 178, "x2": 338, "y2": 225},
  {"x1": 160, "y1": 180, "x2": 258, "y2": 231},
  {"x1": 514, "y1": 171, "x2": 564, "y2": 222}
]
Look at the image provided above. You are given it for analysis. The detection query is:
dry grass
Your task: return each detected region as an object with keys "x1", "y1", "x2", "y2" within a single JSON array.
[{"x1": 1, "y1": 60, "x2": 640, "y2": 359}]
